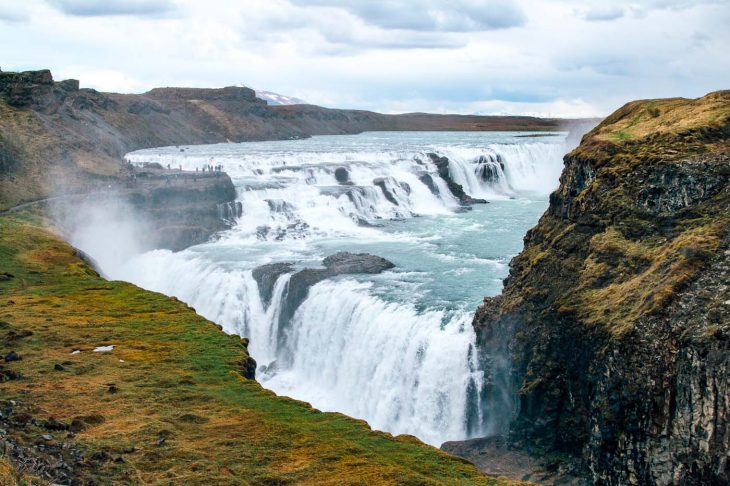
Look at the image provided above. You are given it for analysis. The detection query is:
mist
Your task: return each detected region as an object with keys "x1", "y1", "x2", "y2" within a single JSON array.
[{"x1": 50, "y1": 193, "x2": 153, "y2": 278}]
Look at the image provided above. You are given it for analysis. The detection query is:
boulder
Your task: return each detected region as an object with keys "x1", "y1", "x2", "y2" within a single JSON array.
[{"x1": 334, "y1": 167, "x2": 351, "y2": 184}]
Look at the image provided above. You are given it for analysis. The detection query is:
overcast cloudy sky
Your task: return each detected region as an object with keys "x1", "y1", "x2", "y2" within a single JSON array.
[{"x1": 1, "y1": 0, "x2": 728, "y2": 116}]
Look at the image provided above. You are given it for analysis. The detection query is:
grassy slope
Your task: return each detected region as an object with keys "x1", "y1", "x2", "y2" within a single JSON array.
[{"x1": 0, "y1": 214, "x2": 517, "y2": 485}]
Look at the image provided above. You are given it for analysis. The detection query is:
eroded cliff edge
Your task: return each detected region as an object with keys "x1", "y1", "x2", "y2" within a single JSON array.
[{"x1": 469, "y1": 91, "x2": 729, "y2": 484}]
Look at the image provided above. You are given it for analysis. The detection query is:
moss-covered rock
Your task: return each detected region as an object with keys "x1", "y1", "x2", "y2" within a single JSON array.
[{"x1": 472, "y1": 91, "x2": 730, "y2": 484}]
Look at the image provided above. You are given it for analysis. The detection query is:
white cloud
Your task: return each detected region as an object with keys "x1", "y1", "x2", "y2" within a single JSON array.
[
  {"x1": 289, "y1": 0, "x2": 526, "y2": 31},
  {"x1": 54, "y1": 68, "x2": 153, "y2": 92},
  {"x1": 0, "y1": 0, "x2": 727, "y2": 117},
  {"x1": 581, "y1": 6, "x2": 625, "y2": 22},
  {"x1": 47, "y1": 0, "x2": 176, "y2": 17},
  {"x1": 0, "y1": 4, "x2": 30, "y2": 23}
]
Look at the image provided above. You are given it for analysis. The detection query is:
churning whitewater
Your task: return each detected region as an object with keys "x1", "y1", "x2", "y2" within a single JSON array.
[{"x1": 106, "y1": 131, "x2": 566, "y2": 446}]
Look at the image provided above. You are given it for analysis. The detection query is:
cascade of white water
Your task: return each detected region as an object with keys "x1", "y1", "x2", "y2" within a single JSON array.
[
  {"x1": 107, "y1": 135, "x2": 566, "y2": 446},
  {"x1": 127, "y1": 141, "x2": 563, "y2": 242},
  {"x1": 438, "y1": 142, "x2": 566, "y2": 198},
  {"x1": 264, "y1": 279, "x2": 484, "y2": 446}
]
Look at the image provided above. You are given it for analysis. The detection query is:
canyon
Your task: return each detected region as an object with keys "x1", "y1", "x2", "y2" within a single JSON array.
[{"x1": 1, "y1": 67, "x2": 728, "y2": 486}]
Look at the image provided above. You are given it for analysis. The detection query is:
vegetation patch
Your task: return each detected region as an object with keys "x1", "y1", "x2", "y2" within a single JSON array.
[
  {"x1": 574, "y1": 223, "x2": 724, "y2": 334},
  {"x1": 0, "y1": 216, "x2": 514, "y2": 485}
]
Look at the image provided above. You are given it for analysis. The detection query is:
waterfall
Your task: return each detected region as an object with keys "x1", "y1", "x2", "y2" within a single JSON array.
[
  {"x1": 107, "y1": 134, "x2": 566, "y2": 446},
  {"x1": 439, "y1": 142, "x2": 566, "y2": 198}
]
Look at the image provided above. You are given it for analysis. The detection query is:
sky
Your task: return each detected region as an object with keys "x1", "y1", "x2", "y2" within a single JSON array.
[{"x1": 1, "y1": 0, "x2": 728, "y2": 117}]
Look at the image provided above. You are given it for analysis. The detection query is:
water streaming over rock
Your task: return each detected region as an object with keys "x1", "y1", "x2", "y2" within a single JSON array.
[{"x1": 104, "y1": 132, "x2": 566, "y2": 446}]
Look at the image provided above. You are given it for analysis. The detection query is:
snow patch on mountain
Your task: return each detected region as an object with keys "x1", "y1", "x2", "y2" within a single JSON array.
[{"x1": 255, "y1": 90, "x2": 308, "y2": 106}]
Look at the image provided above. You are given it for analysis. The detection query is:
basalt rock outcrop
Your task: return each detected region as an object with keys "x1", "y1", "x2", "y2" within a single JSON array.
[
  {"x1": 282, "y1": 252, "x2": 394, "y2": 326},
  {"x1": 426, "y1": 153, "x2": 487, "y2": 205},
  {"x1": 122, "y1": 168, "x2": 238, "y2": 251},
  {"x1": 251, "y1": 252, "x2": 395, "y2": 357},
  {"x1": 49, "y1": 165, "x2": 239, "y2": 252},
  {"x1": 463, "y1": 91, "x2": 730, "y2": 485}
]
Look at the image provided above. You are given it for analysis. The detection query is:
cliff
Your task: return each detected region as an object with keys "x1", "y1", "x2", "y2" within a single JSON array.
[
  {"x1": 468, "y1": 91, "x2": 730, "y2": 484},
  {"x1": 0, "y1": 68, "x2": 584, "y2": 211},
  {"x1": 0, "y1": 214, "x2": 524, "y2": 485}
]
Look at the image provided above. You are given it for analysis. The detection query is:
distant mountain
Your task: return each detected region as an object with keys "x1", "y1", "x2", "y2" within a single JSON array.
[{"x1": 255, "y1": 90, "x2": 307, "y2": 106}]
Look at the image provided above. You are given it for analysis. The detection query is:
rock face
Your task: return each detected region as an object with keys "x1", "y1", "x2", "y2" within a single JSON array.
[
  {"x1": 122, "y1": 169, "x2": 238, "y2": 251},
  {"x1": 426, "y1": 153, "x2": 487, "y2": 205},
  {"x1": 0, "y1": 69, "x2": 79, "y2": 111},
  {"x1": 283, "y1": 252, "x2": 394, "y2": 321},
  {"x1": 51, "y1": 167, "x2": 239, "y2": 252},
  {"x1": 252, "y1": 262, "x2": 294, "y2": 307},
  {"x1": 469, "y1": 91, "x2": 730, "y2": 485}
]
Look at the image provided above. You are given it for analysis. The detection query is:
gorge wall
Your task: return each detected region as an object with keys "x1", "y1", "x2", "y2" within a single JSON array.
[{"x1": 470, "y1": 91, "x2": 730, "y2": 484}]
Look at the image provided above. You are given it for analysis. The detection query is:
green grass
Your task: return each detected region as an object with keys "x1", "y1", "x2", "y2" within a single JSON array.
[{"x1": 0, "y1": 216, "x2": 521, "y2": 485}]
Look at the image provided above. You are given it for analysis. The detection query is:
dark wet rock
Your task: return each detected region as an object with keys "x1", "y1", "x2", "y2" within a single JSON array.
[
  {"x1": 334, "y1": 167, "x2": 351, "y2": 184},
  {"x1": 442, "y1": 436, "x2": 589, "y2": 485},
  {"x1": 474, "y1": 154, "x2": 505, "y2": 184},
  {"x1": 373, "y1": 177, "x2": 410, "y2": 206},
  {"x1": 418, "y1": 173, "x2": 439, "y2": 196},
  {"x1": 277, "y1": 252, "x2": 395, "y2": 356},
  {"x1": 426, "y1": 153, "x2": 487, "y2": 205},
  {"x1": 252, "y1": 262, "x2": 294, "y2": 307},
  {"x1": 322, "y1": 252, "x2": 395, "y2": 274},
  {"x1": 4, "y1": 351, "x2": 21, "y2": 362},
  {"x1": 241, "y1": 356, "x2": 257, "y2": 380}
]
